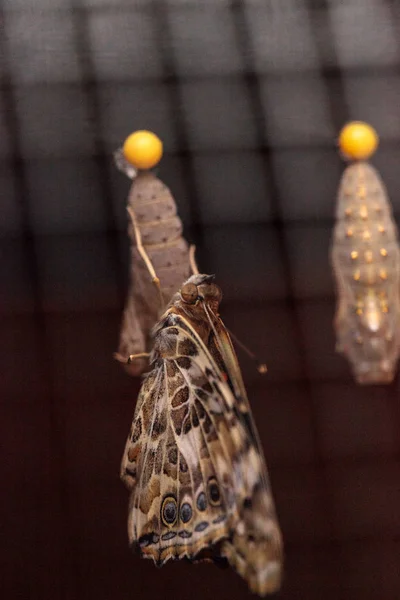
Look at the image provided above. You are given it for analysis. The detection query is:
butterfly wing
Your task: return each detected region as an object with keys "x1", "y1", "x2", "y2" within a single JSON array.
[
  {"x1": 121, "y1": 313, "x2": 282, "y2": 594},
  {"x1": 201, "y1": 308, "x2": 283, "y2": 594}
]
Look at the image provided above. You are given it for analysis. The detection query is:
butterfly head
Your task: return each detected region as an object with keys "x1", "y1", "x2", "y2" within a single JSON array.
[{"x1": 178, "y1": 274, "x2": 222, "y2": 315}]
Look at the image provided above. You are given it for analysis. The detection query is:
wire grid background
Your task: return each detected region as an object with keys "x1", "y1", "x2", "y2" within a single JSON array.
[{"x1": 1, "y1": 1, "x2": 400, "y2": 599}]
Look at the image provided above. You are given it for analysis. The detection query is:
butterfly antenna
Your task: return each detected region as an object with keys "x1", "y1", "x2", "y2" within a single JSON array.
[
  {"x1": 201, "y1": 302, "x2": 267, "y2": 375},
  {"x1": 225, "y1": 328, "x2": 268, "y2": 375}
]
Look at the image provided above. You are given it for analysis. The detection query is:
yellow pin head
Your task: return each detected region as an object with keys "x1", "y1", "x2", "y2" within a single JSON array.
[
  {"x1": 122, "y1": 130, "x2": 163, "y2": 170},
  {"x1": 338, "y1": 121, "x2": 379, "y2": 160}
]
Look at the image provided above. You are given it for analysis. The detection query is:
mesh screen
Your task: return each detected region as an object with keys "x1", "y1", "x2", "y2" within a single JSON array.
[{"x1": 1, "y1": 2, "x2": 400, "y2": 599}]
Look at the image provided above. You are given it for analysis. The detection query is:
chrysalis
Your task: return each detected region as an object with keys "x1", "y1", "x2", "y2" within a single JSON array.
[
  {"x1": 115, "y1": 131, "x2": 197, "y2": 376},
  {"x1": 331, "y1": 122, "x2": 400, "y2": 384}
]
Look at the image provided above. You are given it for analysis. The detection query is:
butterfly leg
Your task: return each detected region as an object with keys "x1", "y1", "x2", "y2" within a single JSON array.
[
  {"x1": 114, "y1": 351, "x2": 151, "y2": 364},
  {"x1": 127, "y1": 206, "x2": 164, "y2": 308}
]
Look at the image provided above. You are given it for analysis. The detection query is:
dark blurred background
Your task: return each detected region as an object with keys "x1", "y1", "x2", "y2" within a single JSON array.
[{"x1": 2, "y1": 0, "x2": 400, "y2": 599}]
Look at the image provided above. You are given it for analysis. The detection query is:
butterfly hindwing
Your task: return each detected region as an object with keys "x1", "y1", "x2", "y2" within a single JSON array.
[{"x1": 121, "y1": 320, "x2": 241, "y2": 561}]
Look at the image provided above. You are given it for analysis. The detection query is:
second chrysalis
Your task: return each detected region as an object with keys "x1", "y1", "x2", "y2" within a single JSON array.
[{"x1": 331, "y1": 121, "x2": 400, "y2": 384}]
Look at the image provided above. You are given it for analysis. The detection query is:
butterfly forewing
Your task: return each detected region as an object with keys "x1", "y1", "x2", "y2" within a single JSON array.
[{"x1": 121, "y1": 276, "x2": 283, "y2": 595}]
